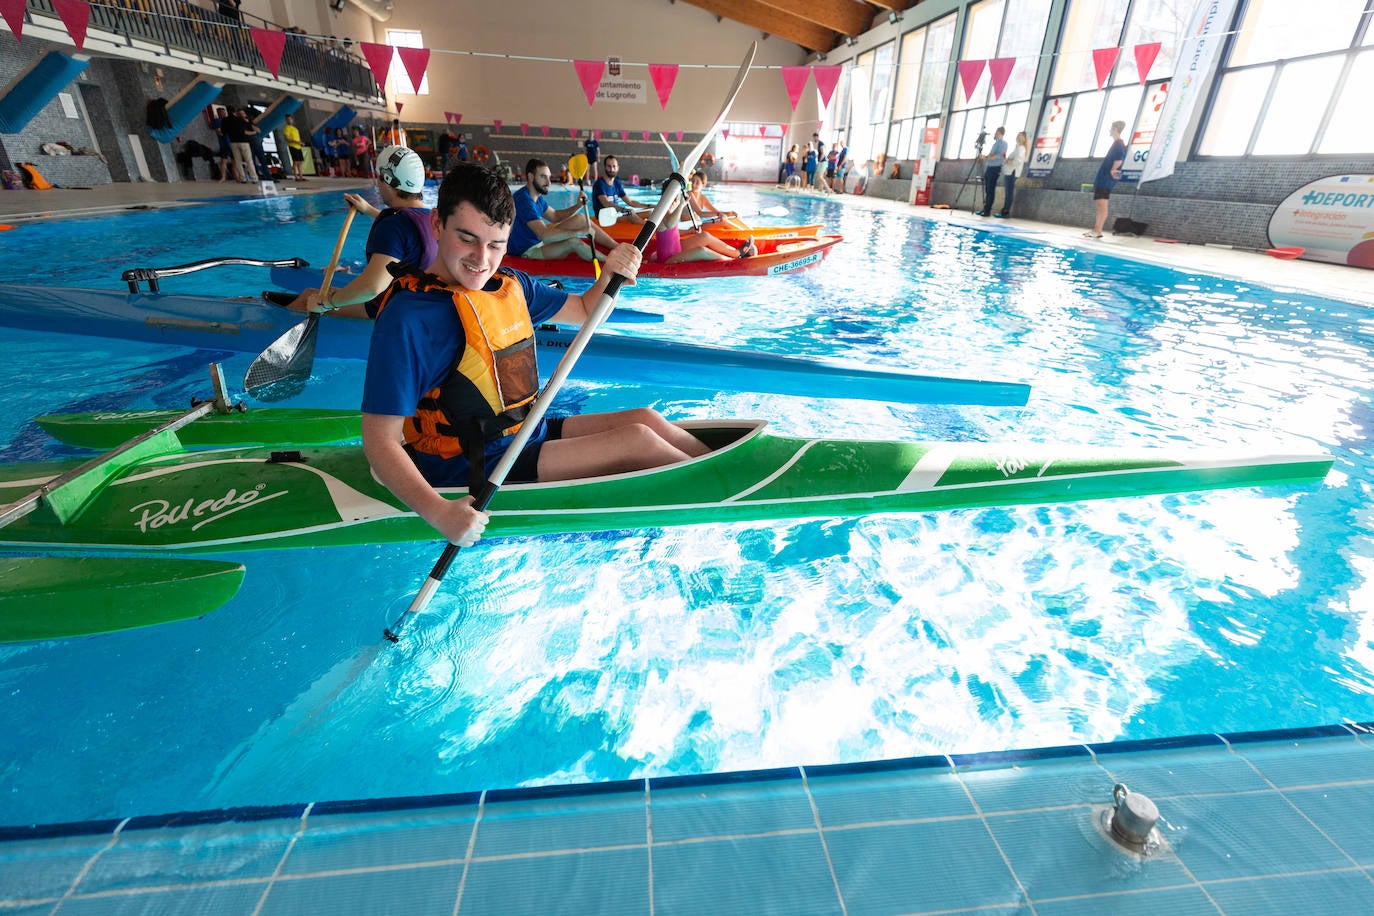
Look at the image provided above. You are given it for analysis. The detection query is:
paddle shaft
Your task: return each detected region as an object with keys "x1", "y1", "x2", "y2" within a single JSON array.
[
  {"x1": 319, "y1": 206, "x2": 358, "y2": 305},
  {"x1": 385, "y1": 43, "x2": 759, "y2": 643}
]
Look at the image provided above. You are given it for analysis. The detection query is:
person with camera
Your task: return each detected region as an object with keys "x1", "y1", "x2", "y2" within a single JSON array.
[{"x1": 977, "y1": 127, "x2": 1006, "y2": 217}]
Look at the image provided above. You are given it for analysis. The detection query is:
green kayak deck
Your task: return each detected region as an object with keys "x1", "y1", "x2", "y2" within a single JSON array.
[{"x1": 0, "y1": 420, "x2": 1333, "y2": 555}]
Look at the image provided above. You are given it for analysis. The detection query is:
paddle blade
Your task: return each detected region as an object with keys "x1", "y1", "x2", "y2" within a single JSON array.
[
  {"x1": 1267, "y1": 246, "x2": 1304, "y2": 260},
  {"x1": 598, "y1": 206, "x2": 618, "y2": 226},
  {"x1": 569, "y1": 153, "x2": 589, "y2": 181},
  {"x1": 244, "y1": 313, "x2": 320, "y2": 401},
  {"x1": 0, "y1": 557, "x2": 244, "y2": 643},
  {"x1": 759, "y1": 206, "x2": 789, "y2": 217}
]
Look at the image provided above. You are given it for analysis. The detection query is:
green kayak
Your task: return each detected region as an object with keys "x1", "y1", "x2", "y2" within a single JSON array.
[
  {"x1": 0, "y1": 418, "x2": 1333, "y2": 555},
  {"x1": 36, "y1": 407, "x2": 361, "y2": 450}
]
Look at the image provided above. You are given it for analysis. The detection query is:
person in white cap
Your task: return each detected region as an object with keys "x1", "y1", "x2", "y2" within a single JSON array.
[{"x1": 271, "y1": 145, "x2": 434, "y2": 318}]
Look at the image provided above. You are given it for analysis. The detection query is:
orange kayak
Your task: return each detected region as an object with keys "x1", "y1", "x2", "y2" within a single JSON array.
[
  {"x1": 602, "y1": 217, "x2": 822, "y2": 244},
  {"x1": 505, "y1": 235, "x2": 842, "y2": 280}
]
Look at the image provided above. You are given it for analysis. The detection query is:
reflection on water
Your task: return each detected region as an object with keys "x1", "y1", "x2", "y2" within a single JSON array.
[{"x1": 0, "y1": 187, "x2": 1371, "y2": 825}]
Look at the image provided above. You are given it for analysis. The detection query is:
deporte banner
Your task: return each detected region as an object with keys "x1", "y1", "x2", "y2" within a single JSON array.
[{"x1": 1269, "y1": 175, "x2": 1374, "y2": 269}]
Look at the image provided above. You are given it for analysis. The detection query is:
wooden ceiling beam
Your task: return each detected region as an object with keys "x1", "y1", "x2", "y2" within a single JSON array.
[
  {"x1": 862, "y1": 0, "x2": 910, "y2": 12},
  {"x1": 754, "y1": 0, "x2": 873, "y2": 38},
  {"x1": 677, "y1": 0, "x2": 837, "y2": 53}
]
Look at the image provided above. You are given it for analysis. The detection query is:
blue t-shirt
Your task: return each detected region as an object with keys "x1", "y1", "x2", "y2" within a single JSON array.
[
  {"x1": 366, "y1": 207, "x2": 429, "y2": 267},
  {"x1": 510, "y1": 186, "x2": 550, "y2": 256},
  {"x1": 362, "y1": 268, "x2": 567, "y2": 486},
  {"x1": 583, "y1": 137, "x2": 599, "y2": 163},
  {"x1": 1095, "y1": 139, "x2": 1127, "y2": 189},
  {"x1": 456, "y1": 140, "x2": 468, "y2": 161},
  {"x1": 593, "y1": 176, "x2": 629, "y2": 210},
  {"x1": 985, "y1": 137, "x2": 1007, "y2": 168}
]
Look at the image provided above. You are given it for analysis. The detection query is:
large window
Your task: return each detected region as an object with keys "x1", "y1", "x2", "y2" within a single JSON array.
[
  {"x1": 949, "y1": 0, "x2": 1053, "y2": 158},
  {"x1": 1198, "y1": 0, "x2": 1373, "y2": 157},
  {"x1": 385, "y1": 29, "x2": 429, "y2": 96},
  {"x1": 1042, "y1": 0, "x2": 1190, "y2": 160},
  {"x1": 887, "y1": 15, "x2": 955, "y2": 161}
]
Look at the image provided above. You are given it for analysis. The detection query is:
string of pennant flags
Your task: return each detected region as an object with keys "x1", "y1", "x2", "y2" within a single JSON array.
[{"x1": 3, "y1": 0, "x2": 1166, "y2": 131}]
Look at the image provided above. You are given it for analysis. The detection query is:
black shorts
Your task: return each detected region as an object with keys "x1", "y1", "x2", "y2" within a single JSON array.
[
  {"x1": 1093, "y1": 187, "x2": 1111, "y2": 200},
  {"x1": 507, "y1": 417, "x2": 565, "y2": 483},
  {"x1": 289, "y1": 147, "x2": 304, "y2": 162}
]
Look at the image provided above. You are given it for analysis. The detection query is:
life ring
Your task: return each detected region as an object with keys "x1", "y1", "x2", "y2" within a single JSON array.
[
  {"x1": 473, "y1": 145, "x2": 490, "y2": 163},
  {"x1": 701, "y1": 152, "x2": 715, "y2": 166}
]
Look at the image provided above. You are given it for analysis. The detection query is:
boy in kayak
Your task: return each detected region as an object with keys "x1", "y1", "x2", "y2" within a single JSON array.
[
  {"x1": 361, "y1": 163, "x2": 710, "y2": 547},
  {"x1": 273, "y1": 146, "x2": 431, "y2": 318}
]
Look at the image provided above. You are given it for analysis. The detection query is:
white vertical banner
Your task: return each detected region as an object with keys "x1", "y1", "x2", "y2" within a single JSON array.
[{"x1": 1138, "y1": 0, "x2": 1240, "y2": 184}]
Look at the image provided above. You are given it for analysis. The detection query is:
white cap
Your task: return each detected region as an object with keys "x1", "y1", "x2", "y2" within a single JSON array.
[{"x1": 377, "y1": 145, "x2": 424, "y2": 193}]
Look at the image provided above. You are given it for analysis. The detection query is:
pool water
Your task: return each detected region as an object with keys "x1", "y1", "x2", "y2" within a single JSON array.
[{"x1": 1, "y1": 188, "x2": 1372, "y2": 828}]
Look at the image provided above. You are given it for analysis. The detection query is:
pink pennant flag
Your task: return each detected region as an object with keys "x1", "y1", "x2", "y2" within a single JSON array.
[
  {"x1": 568, "y1": 126, "x2": 577, "y2": 138},
  {"x1": 0, "y1": 0, "x2": 25, "y2": 41},
  {"x1": 444, "y1": 112, "x2": 453, "y2": 124},
  {"x1": 813, "y1": 65, "x2": 841, "y2": 110},
  {"x1": 520, "y1": 123, "x2": 529, "y2": 136},
  {"x1": 573, "y1": 59, "x2": 604, "y2": 106},
  {"x1": 397, "y1": 46, "x2": 429, "y2": 94},
  {"x1": 540, "y1": 125, "x2": 549, "y2": 138},
  {"x1": 674, "y1": 130, "x2": 683, "y2": 143},
  {"x1": 781, "y1": 66, "x2": 810, "y2": 111},
  {"x1": 451, "y1": 112, "x2": 460, "y2": 125},
  {"x1": 648, "y1": 63, "x2": 679, "y2": 110},
  {"x1": 249, "y1": 28, "x2": 287, "y2": 79},
  {"x1": 957, "y1": 59, "x2": 986, "y2": 101},
  {"x1": 493, "y1": 119, "x2": 501, "y2": 132},
  {"x1": 594, "y1": 129, "x2": 602, "y2": 140},
  {"x1": 1092, "y1": 46, "x2": 1120, "y2": 90},
  {"x1": 641, "y1": 130, "x2": 650, "y2": 141},
  {"x1": 359, "y1": 41, "x2": 393, "y2": 92},
  {"x1": 1134, "y1": 41, "x2": 1162, "y2": 84},
  {"x1": 620, "y1": 129, "x2": 629, "y2": 141},
  {"x1": 53, "y1": 0, "x2": 90, "y2": 50},
  {"x1": 394, "y1": 101, "x2": 403, "y2": 114},
  {"x1": 988, "y1": 58, "x2": 1015, "y2": 101},
  {"x1": 758, "y1": 125, "x2": 767, "y2": 136},
  {"x1": 721, "y1": 129, "x2": 729, "y2": 141}
]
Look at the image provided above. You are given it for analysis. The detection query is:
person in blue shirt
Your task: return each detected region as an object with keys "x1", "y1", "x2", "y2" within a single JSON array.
[
  {"x1": 977, "y1": 127, "x2": 1006, "y2": 217},
  {"x1": 360, "y1": 163, "x2": 710, "y2": 547},
  {"x1": 1087, "y1": 120, "x2": 1128, "y2": 238},
  {"x1": 593, "y1": 155, "x2": 648, "y2": 225},
  {"x1": 510, "y1": 158, "x2": 618, "y2": 261},
  {"x1": 456, "y1": 133, "x2": 468, "y2": 163},
  {"x1": 583, "y1": 133, "x2": 599, "y2": 181}
]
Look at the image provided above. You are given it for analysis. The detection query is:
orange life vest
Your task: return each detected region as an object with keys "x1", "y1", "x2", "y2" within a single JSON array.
[{"x1": 375, "y1": 266, "x2": 540, "y2": 466}]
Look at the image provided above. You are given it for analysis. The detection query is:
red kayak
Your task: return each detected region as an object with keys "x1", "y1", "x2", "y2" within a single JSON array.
[{"x1": 504, "y1": 234, "x2": 842, "y2": 280}]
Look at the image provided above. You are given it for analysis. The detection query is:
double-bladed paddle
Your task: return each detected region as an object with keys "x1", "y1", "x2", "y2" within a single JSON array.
[
  {"x1": 384, "y1": 42, "x2": 760, "y2": 643},
  {"x1": 567, "y1": 152, "x2": 601, "y2": 279},
  {"x1": 244, "y1": 207, "x2": 358, "y2": 401}
]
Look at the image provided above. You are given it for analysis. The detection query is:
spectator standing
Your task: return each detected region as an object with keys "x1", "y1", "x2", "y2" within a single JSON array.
[{"x1": 996, "y1": 131, "x2": 1028, "y2": 218}]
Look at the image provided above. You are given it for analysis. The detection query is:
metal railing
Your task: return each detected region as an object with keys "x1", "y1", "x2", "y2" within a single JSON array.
[{"x1": 22, "y1": 0, "x2": 383, "y2": 104}]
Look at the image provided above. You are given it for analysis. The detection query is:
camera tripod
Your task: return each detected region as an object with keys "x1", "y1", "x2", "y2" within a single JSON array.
[{"x1": 954, "y1": 130, "x2": 987, "y2": 214}]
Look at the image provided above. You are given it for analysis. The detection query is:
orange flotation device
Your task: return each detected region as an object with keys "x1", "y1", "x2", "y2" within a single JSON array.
[
  {"x1": 472, "y1": 145, "x2": 489, "y2": 163},
  {"x1": 701, "y1": 152, "x2": 715, "y2": 166},
  {"x1": 19, "y1": 163, "x2": 53, "y2": 190}
]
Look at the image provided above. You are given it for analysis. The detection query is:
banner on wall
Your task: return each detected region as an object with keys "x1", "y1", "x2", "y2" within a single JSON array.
[
  {"x1": 594, "y1": 56, "x2": 647, "y2": 104},
  {"x1": 1138, "y1": 0, "x2": 1240, "y2": 184},
  {"x1": 1268, "y1": 175, "x2": 1374, "y2": 269},
  {"x1": 1121, "y1": 82, "x2": 1169, "y2": 181},
  {"x1": 1027, "y1": 97, "x2": 1067, "y2": 178}
]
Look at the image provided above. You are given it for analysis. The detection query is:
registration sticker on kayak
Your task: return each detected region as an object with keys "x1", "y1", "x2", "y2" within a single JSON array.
[{"x1": 767, "y1": 252, "x2": 822, "y2": 275}]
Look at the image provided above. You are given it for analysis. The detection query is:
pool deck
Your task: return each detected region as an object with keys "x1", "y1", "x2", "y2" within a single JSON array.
[{"x1": 2, "y1": 180, "x2": 1373, "y2": 913}]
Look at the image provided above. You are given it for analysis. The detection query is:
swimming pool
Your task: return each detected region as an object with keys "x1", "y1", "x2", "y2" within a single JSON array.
[{"x1": 1, "y1": 188, "x2": 1371, "y2": 828}]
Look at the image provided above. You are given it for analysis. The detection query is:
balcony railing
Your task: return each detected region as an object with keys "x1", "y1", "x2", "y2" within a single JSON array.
[{"x1": 21, "y1": 0, "x2": 383, "y2": 104}]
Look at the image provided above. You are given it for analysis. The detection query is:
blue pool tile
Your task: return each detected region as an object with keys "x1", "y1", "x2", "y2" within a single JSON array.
[
  {"x1": 75, "y1": 820, "x2": 297, "y2": 893},
  {"x1": 1284, "y1": 783, "x2": 1374, "y2": 866},
  {"x1": 825, "y1": 818, "x2": 1021, "y2": 915},
  {"x1": 1097, "y1": 746, "x2": 1270, "y2": 798},
  {"x1": 1204, "y1": 869, "x2": 1374, "y2": 913},
  {"x1": 460, "y1": 847, "x2": 648, "y2": 915},
  {"x1": 988, "y1": 808, "x2": 1192, "y2": 901},
  {"x1": 1032, "y1": 885, "x2": 1217, "y2": 916},
  {"x1": 1236, "y1": 736, "x2": 1374, "y2": 788},
  {"x1": 473, "y1": 789, "x2": 646, "y2": 857},
  {"x1": 260, "y1": 862, "x2": 462, "y2": 914},
  {"x1": 282, "y1": 807, "x2": 477, "y2": 874},
  {"x1": 806, "y1": 766, "x2": 975, "y2": 826},
  {"x1": 652, "y1": 832, "x2": 838, "y2": 916},
  {"x1": 650, "y1": 776, "x2": 814, "y2": 842},
  {"x1": 1164, "y1": 792, "x2": 1352, "y2": 880},
  {"x1": 959, "y1": 757, "x2": 1110, "y2": 813},
  {"x1": 60, "y1": 883, "x2": 268, "y2": 915},
  {"x1": 0, "y1": 833, "x2": 109, "y2": 901}
]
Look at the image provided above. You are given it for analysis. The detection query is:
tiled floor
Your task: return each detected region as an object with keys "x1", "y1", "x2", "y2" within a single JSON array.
[{"x1": 2, "y1": 725, "x2": 1373, "y2": 914}]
